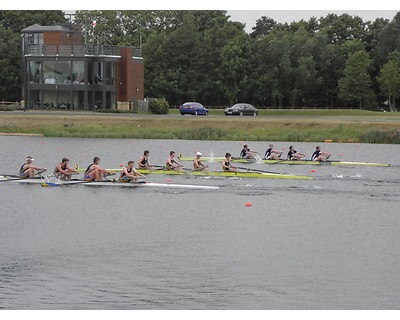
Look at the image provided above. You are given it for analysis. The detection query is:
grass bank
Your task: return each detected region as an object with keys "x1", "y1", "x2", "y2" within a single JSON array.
[{"x1": 1, "y1": 111, "x2": 400, "y2": 143}]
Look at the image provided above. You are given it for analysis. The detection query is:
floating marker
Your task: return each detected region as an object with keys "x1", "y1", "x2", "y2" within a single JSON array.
[
  {"x1": 338, "y1": 154, "x2": 343, "y2": 157},
  {"x1": 245, "y1": 202, "x2": 252, "y2": 207},
  {"x1": 119, "y1": 163, "x2": 124, "y2": 167},
  {"x1": 311, "y1": 169, "x2": 316, "y2": 173},
  {"x1": 167, "y1": 178, "x2": 172, "y2": 182}
]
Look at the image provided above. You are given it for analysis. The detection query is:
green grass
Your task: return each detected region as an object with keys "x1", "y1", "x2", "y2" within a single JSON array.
[{"x1": 1, "y1": 111, "x2": 400, "y2": 143}]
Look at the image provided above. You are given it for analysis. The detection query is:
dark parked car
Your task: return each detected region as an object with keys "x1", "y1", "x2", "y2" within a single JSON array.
[
  {"x1": 179, "y1": 102, "x2": 208, "y2": 115},
  {"x1": 224, "y1": 103, "x2": 258, "y2": 116}
]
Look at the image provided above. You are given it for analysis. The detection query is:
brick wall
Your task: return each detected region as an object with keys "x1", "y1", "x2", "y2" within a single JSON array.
[{"x1": 117, "y1": 47, "x2": 144, "y2": 103}]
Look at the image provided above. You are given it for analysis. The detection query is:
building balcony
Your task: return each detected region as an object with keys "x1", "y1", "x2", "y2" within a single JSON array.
[{"x1": 24, "y1": 44, "x2": 142, "y2": 58}]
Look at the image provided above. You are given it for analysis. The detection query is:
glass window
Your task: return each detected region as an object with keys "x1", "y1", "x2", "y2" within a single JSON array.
[
  {"x1": 94, "y1": 62, "x2": 103, "y2": 84},
  {"x1": 43, "y1": 61, "x2": 71, "y2": 84},
  {"x1": 72, "y1": 61, "x2": 85, "y2": 84},
  {"x1": 28, "y1": 61, "x2": 41, "y2": 84},
  {"x1": 105, "y1": 62, "x2": 116, "y2": 85}
]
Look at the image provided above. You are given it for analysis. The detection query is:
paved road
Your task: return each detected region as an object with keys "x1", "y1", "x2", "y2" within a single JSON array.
[{"x1": 2, "y1": 110, "x2": 400, "y2": 123}]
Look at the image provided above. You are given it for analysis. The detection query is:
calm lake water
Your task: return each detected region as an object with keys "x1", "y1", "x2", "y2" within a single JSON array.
[{"x1": 0, "y1": 136, "x2": 399, "y2": 309}]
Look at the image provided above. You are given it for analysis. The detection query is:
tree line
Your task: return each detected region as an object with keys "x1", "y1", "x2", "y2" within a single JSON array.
[{"x1": 1, "y1": 10, "x2": 400, "y2": 110}]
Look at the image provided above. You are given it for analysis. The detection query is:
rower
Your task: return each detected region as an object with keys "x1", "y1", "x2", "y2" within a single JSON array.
[
  {"x1": 311, "y1": 146, "x2": 331, "y2": 161},
  {"x1": 84, "y1": 157, "x2": 115, "y2": 181},
  {"x1": 138, "y1": 150, "x2": 154, "y2": 171},
  {"x1": 53, "y1": 158, "x2": 77, "y2": 180},
  {"x1": 19, "y1": 156, "x2": 46, "y2": 178},
  {"x1": 193, "y1": 152, "x2": 208, "y2": 171},
  {"x1": 264, "y1": 144, "x2": 282, "y2": 160},
  {"x1": 240, "y1": 144, "x2": 258, "y2": 159},
  {"x1": 222, "y1": 152, "x2": 238, "y2": 172},
  {"x1": 166, "y1": 151, "x2": 183, "y2": 171},
  {"x1": 119, "y1": 161, "x2": 146, "y2": 182},
  {"x1": 287, "y1": 146, "x2": 305, "y2": 161}
]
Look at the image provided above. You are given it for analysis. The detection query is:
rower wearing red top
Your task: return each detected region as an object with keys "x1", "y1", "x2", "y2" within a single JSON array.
[
  {"x1": 166, "y1": 151, "x2": 183, "y2": 171},
  {"x1": 84, "y1": 157, "x2": 114, "y2": 181},
  {"x1": 138, "y1": 150, "x2": 154, "y2": 171},
  {"x1": 222, "y1": 153, "x2": 238, "y2": 172},
  {"x1": 19, "y1": 156, "x2": 46, "y2": 178}
]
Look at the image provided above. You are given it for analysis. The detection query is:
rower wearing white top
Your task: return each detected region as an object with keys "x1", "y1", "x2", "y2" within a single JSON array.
[
  {"x1": 193, "y1": 152, "x2": 208, "y2": 171},
  {"x1": 264, "y1": 144, "x2": 282, "y2": 160},
  {"x1": 240, "y1": 144, "x2": 258, "y2": 159},
  {"x1": 287, "y1": 146, "x2": 305, "y2": 161},
  {"x1": 311, "y1": 146, "x2": 331, "y2": 161},
  {"x1": 19, "y1": 156, "x2": 46, "y2": 178},
  {"x1": 166, "y1": 151, "x2": 183, "y2": 171}
]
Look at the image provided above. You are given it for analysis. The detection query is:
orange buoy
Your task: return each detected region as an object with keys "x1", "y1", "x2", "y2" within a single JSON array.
[
  {"x1": 324, "y1": 139, "x2": 333, "y2": 143},
  {"x1": 167, "y1": 178, "x2": 172, "y2": 182},
  {"x1": 311, "y1": 169, "x2": 316, "y2": 173},
  {"x1": 338, "y1": 154, "x2": 343, "y2": 157},
  {"x1": 245, "y1": 202, "x2": 252, "y2": 207},
  {"x1": 119, "y1": 163, "x2": 124, "y2": 167}
]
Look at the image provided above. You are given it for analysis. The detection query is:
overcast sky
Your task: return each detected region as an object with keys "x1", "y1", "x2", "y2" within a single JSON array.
[
  {"x1": 228, "y1": 10, "x2": 399, "y2": 33},
  {"x1": 5, "y1": 0, "x2": 398, "y2": 34}
]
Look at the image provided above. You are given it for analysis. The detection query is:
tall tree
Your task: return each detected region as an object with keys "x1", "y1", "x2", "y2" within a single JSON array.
[
  {"x1": 338, "y1": 50, "x2": 375, "y2": 109},
  {"x1": 250, "y1": 16, "x2": 276, "y2": 39},
  {"x1": 377, "y1": 58, "x2": 400, "y2": 112}
]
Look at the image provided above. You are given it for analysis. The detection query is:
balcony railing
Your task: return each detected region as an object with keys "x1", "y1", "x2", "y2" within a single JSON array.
[{"x1": 24, "y1": 44, "x2": 140, "y2": 57}]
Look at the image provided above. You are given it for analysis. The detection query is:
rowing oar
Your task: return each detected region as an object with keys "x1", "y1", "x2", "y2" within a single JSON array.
[{"x1": 236, "y1": 166, "x2": 283, "y2": 175}]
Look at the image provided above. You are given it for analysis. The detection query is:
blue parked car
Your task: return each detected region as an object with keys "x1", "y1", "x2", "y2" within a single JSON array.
[{"x1": 179, "y1": 102, "x2": 208, "y2": 115}]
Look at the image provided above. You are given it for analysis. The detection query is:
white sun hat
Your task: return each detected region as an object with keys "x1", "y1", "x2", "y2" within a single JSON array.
[{"x1": 195, "y1": 151, "x2": 202, "y2": 156}]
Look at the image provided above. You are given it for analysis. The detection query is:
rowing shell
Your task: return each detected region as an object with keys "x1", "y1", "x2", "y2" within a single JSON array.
[
  {"x1": 0, "y1": 177, "x2": 219, "y2": 190},
  {"x1": 75, "y1": 168, "x2": 311, "y2": 179},
  {"x1": 136, "y1": 169, "x2": 312, "y2": 179},
  {"x1": 178, "y1": 156, "x2": 390, "y2": 167}
]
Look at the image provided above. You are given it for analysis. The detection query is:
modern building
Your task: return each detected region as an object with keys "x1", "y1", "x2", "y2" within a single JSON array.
[{"x1": 21, "y1": 23, "x2": 144, "y2": 110}]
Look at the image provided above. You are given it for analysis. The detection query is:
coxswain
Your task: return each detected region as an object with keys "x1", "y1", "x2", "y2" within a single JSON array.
[
  {"x1": 166, "y1": 151, "x2": 183, "y2": 171},
  {"x1": 19, "y1": 156, "x2": 46, "y2": 178},
  {"x1": 119, "y1": 161, "x2": 146, "y2": 182},
  {"x1": 138, "y1": 150, "x2": 154, "y2": 171},
  {"x1": 193, "y1": 152, "x2": 208, "y2": 171},
  {"x1": 222, "y1": 152, "x2": 238, "y2": 172},
  {"x1": 264, "y1": 144, "x2": 282, "y2": 160},
  {"x1": 84, "y1": 157, "x2": 115, "y2": 181},
  {"x1": 287, "y1": 146, "x2": 305, "y2": 161},
  {"x1": 53, "y1": 158, "x2": 77, "y2": 180},
  {"x1": 311, "y1": 146, "x2": 331, "y2": 161},
  {"x1": 240, "y1": 144, "x2": 258, "y2": 159}
]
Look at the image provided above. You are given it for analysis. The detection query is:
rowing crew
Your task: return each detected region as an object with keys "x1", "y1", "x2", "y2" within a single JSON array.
[{"x1": 240, "y1": 144, "x2": 330, "y2": 161}]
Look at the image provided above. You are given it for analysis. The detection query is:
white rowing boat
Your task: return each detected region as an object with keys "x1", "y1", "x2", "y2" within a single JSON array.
[{"x1": 0, "y1": 176, "x2": 219, "y2": 190}]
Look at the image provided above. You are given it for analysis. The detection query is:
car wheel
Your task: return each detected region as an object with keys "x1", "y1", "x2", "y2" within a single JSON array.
[
  {"x1": 195, "y1": 110, "x2": 198, "y2": 115},
  {"x1": 240, "y1": 111, "x2": 243, "y2": 116}
]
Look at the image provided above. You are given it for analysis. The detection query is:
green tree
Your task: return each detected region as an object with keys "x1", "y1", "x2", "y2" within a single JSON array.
[
  {"x1": 377, "y1": 58, "x2": 400, "y2": 111},
  {"x1": 338, "y1": 50, "x2": 376, "y2": 109},
  {"x1": 250, "y1": 16, "x2": 276, "y2": 39},
  {"x1": 0, "y1": 10, "x2": 66, "y2": 101}
]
